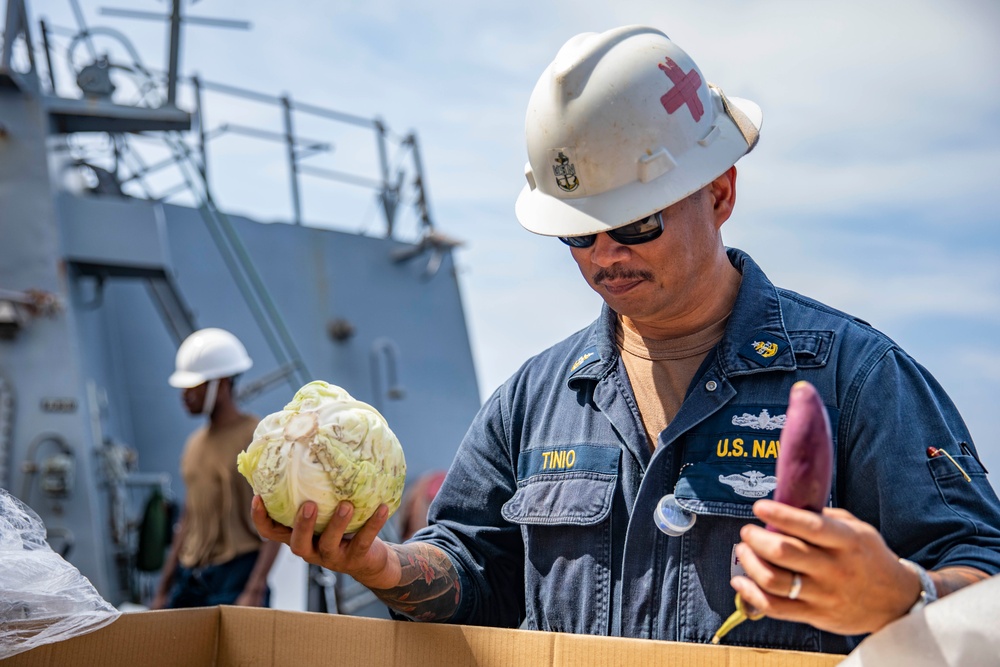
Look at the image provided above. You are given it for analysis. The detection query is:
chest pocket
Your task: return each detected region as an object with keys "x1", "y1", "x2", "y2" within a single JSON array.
[
  {"x1": 672, "y1": 402, "x2": 839, "y2": 515},
  {"x1": 501, "y1": 474, "x2": 615, "y2": 525},
  {"x1": 672, "y1": 410, "x2": 784, "y2": 518},
  {"x1": 501, "y1": 444, "x2": 619, "y2": 634},
  {"x1": 502, "y1": 443, "x2": 619, "y2": 524}
]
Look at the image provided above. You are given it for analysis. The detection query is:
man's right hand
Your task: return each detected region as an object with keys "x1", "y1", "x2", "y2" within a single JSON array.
[
  {"x1": 252, "y1": 494, "x2": 462, "y2": 621},
  {"x1": 250, "y1": 495, "x2": 401, "y2": 590}
]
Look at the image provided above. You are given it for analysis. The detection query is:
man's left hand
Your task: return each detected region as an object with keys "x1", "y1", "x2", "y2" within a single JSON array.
[{"x1": 731, "y1": 500, "x2": 918, "y2": 635}]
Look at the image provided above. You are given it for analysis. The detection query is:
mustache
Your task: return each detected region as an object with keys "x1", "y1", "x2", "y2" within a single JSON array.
[{"x1": 593, "y1": 267, "x2": 655, "y2": 285}]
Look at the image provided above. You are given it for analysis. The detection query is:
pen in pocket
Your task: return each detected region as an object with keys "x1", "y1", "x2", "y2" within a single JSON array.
[{"x1": 927, "y1": 446, "x2": 971, "y2": 483}]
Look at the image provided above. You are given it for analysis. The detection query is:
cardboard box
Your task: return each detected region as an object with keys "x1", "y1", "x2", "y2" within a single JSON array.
[{"x1": 5, "y1": 606, "x2": 844, "y2": 666}]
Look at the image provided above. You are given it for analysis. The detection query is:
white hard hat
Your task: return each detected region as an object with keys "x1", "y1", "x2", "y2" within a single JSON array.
[
  {"x1": 168, "y1": 328, "x2": 253, "y2": 388},
  {"x1": 515, "y1": 25, "x2": 762, "y2": 237}
]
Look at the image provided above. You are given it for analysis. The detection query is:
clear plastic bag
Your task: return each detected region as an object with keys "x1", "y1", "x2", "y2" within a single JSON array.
[{"x1": 0, "y1": 488, "x2": 121, "y2": 660}]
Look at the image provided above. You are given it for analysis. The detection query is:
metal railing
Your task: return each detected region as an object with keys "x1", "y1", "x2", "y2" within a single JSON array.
[
  {"x1": 22, "y1": 4, "x2": 438, "y2": 394},
  {"x1": 35, "y1": 4, "x2": 436, "y2": 239}
]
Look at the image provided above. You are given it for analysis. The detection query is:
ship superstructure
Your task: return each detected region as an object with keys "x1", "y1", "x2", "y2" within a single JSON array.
[{"x1": 0, "y1": 0, "x2": 481, "y2": 610}]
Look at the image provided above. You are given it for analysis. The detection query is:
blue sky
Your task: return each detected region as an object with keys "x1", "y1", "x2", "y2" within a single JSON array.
[
  {"x1": 30, "y1": 0, "x2": 1000, "y2": 484},
  {"x1": 30, "y1": 0, "x2": 1000, "y2": 482},
  {"x1": 25, "y1": 0, "x2": 1000, "y2": 611}
]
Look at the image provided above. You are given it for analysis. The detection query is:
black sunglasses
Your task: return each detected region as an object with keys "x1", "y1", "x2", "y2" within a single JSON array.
[{"x1": 558, "y1": 211, "x2": 664, "y2": 248}]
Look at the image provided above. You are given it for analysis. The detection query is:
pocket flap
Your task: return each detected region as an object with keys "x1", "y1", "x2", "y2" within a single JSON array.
[
  {"x1": 788, "y1": 331, "x2": 834, "y2": 368},
  {"x1": 502, "y1": 474, "x2": 616, "y2": 526},
  {"x1": 673, "y1": 461, "x2": 776, "y2": 519}
]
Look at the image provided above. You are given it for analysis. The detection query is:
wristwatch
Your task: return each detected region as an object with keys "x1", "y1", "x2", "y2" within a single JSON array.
[{"x1": 899, "y1": 558, "x2": 938, "y2": 614}]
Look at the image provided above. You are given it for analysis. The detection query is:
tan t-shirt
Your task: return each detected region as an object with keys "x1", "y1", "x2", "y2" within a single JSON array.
[
  {"x1": 617, "y1": 314, "x2": 728, "y2": 450},
  {"x1": 178, "y1": 413, "x2": 262, "y2": 568}
]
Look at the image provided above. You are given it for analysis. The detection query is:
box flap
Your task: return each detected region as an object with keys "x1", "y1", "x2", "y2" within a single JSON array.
[{"x1": 4, "y1": 607, "x2": 220, "y2": 666}]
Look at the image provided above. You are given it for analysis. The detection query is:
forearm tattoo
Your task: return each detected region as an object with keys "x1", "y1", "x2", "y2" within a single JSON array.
[
  {"x1": 371, "y1": 543, "x2": 461, "y2": 621},
  {"x1": 933, "y1": 566, "x2": 990, "y2": 597}
]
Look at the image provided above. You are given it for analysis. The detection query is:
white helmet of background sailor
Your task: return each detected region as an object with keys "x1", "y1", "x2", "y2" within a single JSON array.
[
  {"x1": 168, "y1": 328, "x2": 253, "y2": 388},
  {"x1": 515, "y1": 25, "x2": 763, "y2": 238}
]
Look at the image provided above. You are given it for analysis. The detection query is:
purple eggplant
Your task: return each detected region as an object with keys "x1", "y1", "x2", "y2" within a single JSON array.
[
  {"x1": 770, "y1": 380, "x2": 833, "y2": 528},
  {"x1": 711, "y1": 381, "x2": 834, "y2": 644}
]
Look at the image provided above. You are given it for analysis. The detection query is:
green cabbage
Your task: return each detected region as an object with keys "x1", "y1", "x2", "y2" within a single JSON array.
[{"x1": 237, "y1": 380, "x2": 406, "y2": 534}]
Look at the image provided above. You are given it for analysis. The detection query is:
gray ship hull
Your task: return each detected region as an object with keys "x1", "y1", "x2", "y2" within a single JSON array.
[{"x1": 1, "y1": 0, "x2": 481, "y2": 609}]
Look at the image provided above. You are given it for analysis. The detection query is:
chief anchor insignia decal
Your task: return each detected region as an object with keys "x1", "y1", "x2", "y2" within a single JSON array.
[
  {"x1": 752, "y1": 340, "x2": 779, "y2": 358},
  {"x1": 731, "y1": 409, "x2": 786, "y2": 431},
  {"x1": 552, "y1": 151, "x2": 580, "y2": 192},
  {"x1": 737, "y1": 333, "x2": 788, "y2": 368},
  {"x1": 719, "y1": 471, "x2": 777, "y2": 498}
]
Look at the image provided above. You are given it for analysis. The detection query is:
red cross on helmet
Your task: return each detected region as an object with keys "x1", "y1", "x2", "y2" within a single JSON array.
[{"x1": 515, "y1": 26, "x2": 762, "y2": 238}]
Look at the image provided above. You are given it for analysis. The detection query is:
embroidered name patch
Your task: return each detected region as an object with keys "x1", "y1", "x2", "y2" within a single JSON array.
[
  {"x1": 517, "y1": 444, "x2": 619, "y2": 481},
  {"x1": 683, "y1": 405, "x2": 792, "y2": 464}
]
